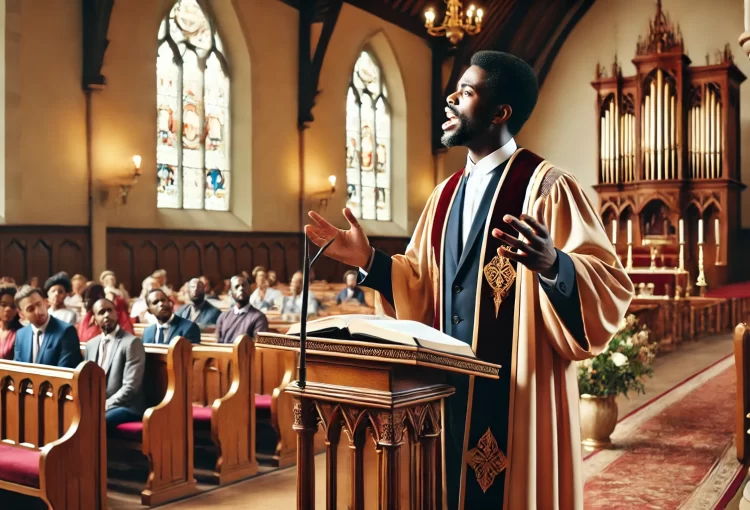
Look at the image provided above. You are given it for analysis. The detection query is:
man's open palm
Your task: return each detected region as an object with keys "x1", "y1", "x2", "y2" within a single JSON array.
[{"x1": 305, "y1": 208, "x2": 372, "y2": 268}]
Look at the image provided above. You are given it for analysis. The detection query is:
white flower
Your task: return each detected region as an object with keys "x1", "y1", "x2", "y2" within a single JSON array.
[
  {"x1": 625, "y1": 336, "x2": 634, "y2": 347},
  {"x1": 580, "y1": 358, "x2": 593, "y2": 368},
  {"x1": 610, "y1": 352, "x2": 629, "y2": 367}
]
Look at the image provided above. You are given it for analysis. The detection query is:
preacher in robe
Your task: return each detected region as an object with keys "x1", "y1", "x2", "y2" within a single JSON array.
[{"x1": 306, "y1": 50, "x2": 634, "y2": 509}]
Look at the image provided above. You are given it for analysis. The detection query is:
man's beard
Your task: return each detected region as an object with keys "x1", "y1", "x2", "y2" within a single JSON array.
[{"x1": 440, "y1": 108, "x2": 491, "y2": 148}]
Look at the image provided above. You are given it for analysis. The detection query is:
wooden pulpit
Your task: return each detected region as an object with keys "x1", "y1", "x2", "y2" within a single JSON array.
[{"x1": 256, "y1": 332, "x2": 500, "y2": 510}]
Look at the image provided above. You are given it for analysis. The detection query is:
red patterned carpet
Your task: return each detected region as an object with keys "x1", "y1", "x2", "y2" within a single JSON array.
[{"x1": 583, "y1": 357, "x2": 743, "y2": 510}]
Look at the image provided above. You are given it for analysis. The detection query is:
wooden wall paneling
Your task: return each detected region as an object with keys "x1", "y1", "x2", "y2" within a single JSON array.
[
  {"x1": 0, "y1": 227, "x2": 90, "y2": 285},
  {"x1": 105, "y1": 229, "x2": 407, "y2": 295}
]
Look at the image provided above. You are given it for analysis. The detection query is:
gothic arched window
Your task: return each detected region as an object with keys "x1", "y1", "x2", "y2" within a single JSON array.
[
  {"x1": 157, "y1": 0, "x2": 230, "y2": 211},
  {"x1": 346, "y1": 51, "x2": 391, "y2": 221}
]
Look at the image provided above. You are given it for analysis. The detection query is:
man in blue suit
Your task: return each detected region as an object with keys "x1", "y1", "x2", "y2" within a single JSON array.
[
  {"x1": 141, "y1": 289, "x2": 200, "y2": 344},
  {"x1": 335, "y1": 270, "x2": 366, "y2": 305},
  {"x1": 176, "y1": 278, "x2": 221, "y2": 329},
  {"x1": 13, "y1": 285, "x2": 82, "y2": 368}
]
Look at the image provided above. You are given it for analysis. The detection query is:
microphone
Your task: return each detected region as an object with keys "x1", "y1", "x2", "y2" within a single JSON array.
[{"x1": 297, "y1": 235, "x2": 337, "y2": 389}]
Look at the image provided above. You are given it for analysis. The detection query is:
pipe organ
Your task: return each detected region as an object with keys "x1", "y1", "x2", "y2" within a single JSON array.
[{"x1": 593, "y1": 0, "x2": 745, "y2": 290}]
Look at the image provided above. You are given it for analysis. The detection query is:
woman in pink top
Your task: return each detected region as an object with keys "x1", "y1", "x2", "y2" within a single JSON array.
[{"x1": 0, "y1": 286, "x2": 23, "y2": 360}]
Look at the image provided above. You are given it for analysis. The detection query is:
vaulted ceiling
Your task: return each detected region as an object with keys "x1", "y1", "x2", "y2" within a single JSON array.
[{"x1": 283, "y1": 0, "x2": 595, "y2": 87}]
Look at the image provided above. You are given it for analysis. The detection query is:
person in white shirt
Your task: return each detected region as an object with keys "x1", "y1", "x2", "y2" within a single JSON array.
[
  {"x1": 280, "y1": 271, "x2": 320, "y2": 319},
  {"x1": 130, "y1": 276, "x2": 158, "y2": 324},
  {"x1": 64, "y1": 274, "x2": 87, "y2": 310},
  {"x1": 84, "y1": 298, "x2": 145, "y2": 430},
  {"x1": 249, "y1": 273, "x2": 283, "y2": 311},
  {"x1": 44, "y1": 272, "x2": 78, "y2": 325}
]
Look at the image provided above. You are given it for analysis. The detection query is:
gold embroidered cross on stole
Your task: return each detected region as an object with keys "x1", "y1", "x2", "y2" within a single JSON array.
[
  {"x1": 483, "y1": 254, "x2": 515, "y2": 317},
  {"x1": 467, "y1": 428, "x2": 507, "y2": 493}
]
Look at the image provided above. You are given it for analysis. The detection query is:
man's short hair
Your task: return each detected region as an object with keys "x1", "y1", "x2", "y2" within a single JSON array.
[
  {"x1": 343, "y1": 270, "x2": 358, "y2": 282},
  {"x1": 469, "y1": 50, "x2": 538, "y2": 135},
  {"x1": 44, "y1": 272, "x2": 72, "y2": 293},
  {"x1": 14, "y1": 285, "x2": 42, "y2": 308},
  {"x1": 147, "y1": 288, "x2": 167, "y2": 301}
]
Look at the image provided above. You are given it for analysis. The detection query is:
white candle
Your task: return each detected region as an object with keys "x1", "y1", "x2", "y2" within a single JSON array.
[
  {"x1": 698, "y1": 219, "x2": 704, "y2": 244},
  {"x1": 627, "y1": 220, "x2": 633, "y2": 244},
  {"x1": 715, "y1": 218, "x2": 720, "y2": 245},
  {"x1": 611, "y1": 220, "x2": 617, "y2": 244},
  {"x1": 679, "y1": 218, "x2": 684, "y2": 244}
]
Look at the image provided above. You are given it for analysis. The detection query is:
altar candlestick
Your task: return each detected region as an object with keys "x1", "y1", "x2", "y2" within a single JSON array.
[
  {"x1": 698, "y1": 219, "x2": 704, "y2": 244},
  {"x1": 611, "y1": 220, "x2": 617, "y2": 245},
  {"x1": 679, "y1": 218, "x2": 684, "y2": 244},
  {"x1": 627, "y1": 220, "x2": 633, "y2": 244},
  {"x1": 715, "y1": 218, "x2": 720, "y2": 245}
]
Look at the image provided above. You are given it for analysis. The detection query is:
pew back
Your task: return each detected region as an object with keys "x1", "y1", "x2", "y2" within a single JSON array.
[
  {"x1": 0, "y1": 360, "x2": 106, "y2": 509},
  {"x1": 192, "y1": 335, "x2": 258, "y2": 484}
]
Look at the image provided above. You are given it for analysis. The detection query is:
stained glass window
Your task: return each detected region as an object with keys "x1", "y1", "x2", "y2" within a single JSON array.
[
  {"x1": 157, "y1": 0, "x2": 230, "y2": 211},
  {"x1": 346, "y1": 51, "x2": 391, "y2": 221}
]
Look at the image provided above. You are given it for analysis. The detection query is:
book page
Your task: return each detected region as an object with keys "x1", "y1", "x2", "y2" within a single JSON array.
[{"x1": 362, "y1": 320, "x2": 469, "y2": 348}]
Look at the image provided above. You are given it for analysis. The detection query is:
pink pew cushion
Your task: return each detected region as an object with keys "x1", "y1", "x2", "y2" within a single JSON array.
[
  {"x1": 113, "y1": 421, "x2": 143, "y2": 442},
  {"x1": 0, "y1": 444, "x2": 41, "y2": 488},
  {"x1": 192, "y1": 405, "x2": 213, "y2": 424},
  {"x1": 255, "y1": 394, "x2": 272, "y2": 410}
]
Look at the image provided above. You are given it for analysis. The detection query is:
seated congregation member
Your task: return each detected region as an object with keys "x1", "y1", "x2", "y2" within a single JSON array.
[
  {"x1": 280, "y1": 271, "x2": 320, "y2": 317},
  {"x1": 13, "y1": 285, "x2": 82, "y2": 368},
  {"x1": 336, "y1": 270, "x2": 366, "y2": 305},
  {"x1": 142, "y1": 289, "x2": 200, "y2": 344},
  {"x1": 85, "y1": 298, "x2": 145, "y2": 429},
  {"x1": 0, "y1": 285, "x2": 22, "y2": 360},
  {"x1": 216, "y1": 275, "x2": 268, "y2": 344},
  {"x1": 176, "y1": 278, "x2": 221, "y2": 328},
  {"x1": 267, "y1": 270, "x2": 278, "y2": 288},
  {"x1": 100, "y1": 270, "x2": 130, "y2": 301},
  {"x1": 130, "y1": 276, "x2": 158, "y2": 324},
  {"x1": 79, "y1": 283, "x2": 134, "y2": 342},
  {"x1": 249, "y1": 272, "x2": 283, "y2": 312},
  {"x1": 64, "y1": 273, "x2": 87, "y2": 309},
  {"x1": 45, "y1": 272, "x2": 78, "y2": 325},
  {"x1": 152, "y1": 269, "x2": 174, "y2": 297}
]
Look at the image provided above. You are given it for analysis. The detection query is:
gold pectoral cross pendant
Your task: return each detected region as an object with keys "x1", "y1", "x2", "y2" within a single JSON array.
[{"x1": 483, "y1": 254, "x2": 516, "y2": 317}]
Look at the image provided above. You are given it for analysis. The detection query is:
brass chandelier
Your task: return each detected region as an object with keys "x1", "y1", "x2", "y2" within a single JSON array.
[{"x1": 424, "y1": 0, "x2": 484, "y2": 45}]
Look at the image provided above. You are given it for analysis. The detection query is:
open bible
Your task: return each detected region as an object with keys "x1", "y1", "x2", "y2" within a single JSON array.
[{"x1": 286, "y1": 314, "x2": 476, "y2": 358}]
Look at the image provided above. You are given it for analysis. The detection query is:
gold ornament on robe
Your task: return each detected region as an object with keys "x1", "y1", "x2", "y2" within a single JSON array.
[
  {"x1": 483, "y1": 254, "x2": 516, "y2": 317},
  {"x1": 467, "y1": 428, "x2": 507, "y2": 493}
]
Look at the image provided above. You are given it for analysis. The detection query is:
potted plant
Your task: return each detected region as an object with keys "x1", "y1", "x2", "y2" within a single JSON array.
[{"x1": 577, "y1": 314, "x2": 658, "y2": 449}]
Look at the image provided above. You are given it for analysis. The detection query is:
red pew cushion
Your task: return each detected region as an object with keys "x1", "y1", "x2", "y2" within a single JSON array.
[
  {"x1": 255, "y1": 394, "x2": 272, "y2": 410},
  {"x1": 0, "y1": 444, "x2": 41, "y2": 488},
  {"x1": 113, "y1": 421, "x2": 143, "y2": 442}
]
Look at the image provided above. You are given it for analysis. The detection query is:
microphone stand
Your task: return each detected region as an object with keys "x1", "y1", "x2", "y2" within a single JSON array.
[{"x1": 296, "y1": 235, "x2": 336, "y2": 389}]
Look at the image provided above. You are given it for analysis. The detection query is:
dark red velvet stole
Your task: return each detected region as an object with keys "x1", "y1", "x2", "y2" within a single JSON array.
[{"x1": 430, "y1": 168, "x2": 464, "y2": 329}]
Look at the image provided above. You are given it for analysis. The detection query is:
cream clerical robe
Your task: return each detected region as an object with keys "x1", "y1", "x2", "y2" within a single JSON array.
[{"x1": 379, "y1": 149, "x2": 634, "y2": 509}]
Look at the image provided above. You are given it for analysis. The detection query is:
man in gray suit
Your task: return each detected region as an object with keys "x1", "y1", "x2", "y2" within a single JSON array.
[{"x1": 85, "y1": 298, "x2": 146, "y2": 429}]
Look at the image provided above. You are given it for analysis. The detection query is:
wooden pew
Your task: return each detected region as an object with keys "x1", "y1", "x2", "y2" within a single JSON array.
[
  {"x1": 108, "y1": 336, "x2": 198, "y2": 506},
  {"x1": 0, "y1": 360, "x2": 106, "y2": 509},
  {"x1": 192, "y1": 335, "x2": 258, "y2": 484},
  {"x1": 736, "y1": 323, "x2": 750, "y2": 464}
]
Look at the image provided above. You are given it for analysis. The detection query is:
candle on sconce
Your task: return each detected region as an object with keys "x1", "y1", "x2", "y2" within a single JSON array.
[
  {"x1": 715, "y1": 218, "x2": 720, "y2": 245},
  {"x1": 627, "y1": 220, "x2": 633, "y2": 244},
  {"x1": 698, "y1": 219, "x2": 704, "y2": 244},
  {"x1": 679, "y1": 219, "x2": 684, "y2": 244},
  {"x1": 611, "y1": 220, "x2": 617, "y2": 244}
]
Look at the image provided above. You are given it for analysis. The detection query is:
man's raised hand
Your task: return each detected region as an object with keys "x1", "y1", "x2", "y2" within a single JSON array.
[
  {"x1": 491, "y1": 214, "x2": 558, "y2": 279},
  {"x1": 305, "y1": 208, "x2": 372, "y2": 268}
]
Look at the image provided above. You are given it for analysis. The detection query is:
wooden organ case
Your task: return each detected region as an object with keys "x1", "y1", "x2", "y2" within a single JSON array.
[{"x1": 593, "y1": 0, "x2": 745, "y2": 293}]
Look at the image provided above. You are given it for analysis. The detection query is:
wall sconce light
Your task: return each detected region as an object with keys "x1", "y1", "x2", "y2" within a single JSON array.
[
  {"x1": 119, "y1": 155, "x2": 142, "y2": 204},
  {"x1": 310, "y1": 175, "x2": 337, "y2": 211}
]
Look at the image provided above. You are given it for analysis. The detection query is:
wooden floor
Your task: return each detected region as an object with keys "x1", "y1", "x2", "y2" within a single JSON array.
[{"x1": 0, "y1": 333, "x2": 737, "y2": 509}]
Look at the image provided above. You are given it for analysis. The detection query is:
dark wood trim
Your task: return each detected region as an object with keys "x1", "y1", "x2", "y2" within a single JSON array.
[{"x1": 82, "y1": 0, "x2": 114, "y2": 90}]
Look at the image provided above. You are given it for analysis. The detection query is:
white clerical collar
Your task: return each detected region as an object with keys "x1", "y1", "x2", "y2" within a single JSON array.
[
  {"x1": 234, "y1": 303, "x2": 251, "y2": 315},
  {"x1": 32, "y1": 314, "x2": 52, "y2": 336},
  {"x1": 157, "y1": 314, "x2": 175, "y2": 328},
  {"x1": 465, "y1": 138, "x2": 517, "y2": 177}
]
